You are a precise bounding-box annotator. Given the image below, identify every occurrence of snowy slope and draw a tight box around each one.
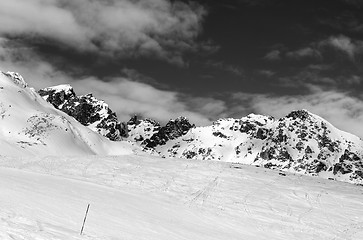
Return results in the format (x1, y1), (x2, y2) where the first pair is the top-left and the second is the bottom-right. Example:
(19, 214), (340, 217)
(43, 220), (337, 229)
(0, 71), (136, 156)
(1, 154), (363, 239)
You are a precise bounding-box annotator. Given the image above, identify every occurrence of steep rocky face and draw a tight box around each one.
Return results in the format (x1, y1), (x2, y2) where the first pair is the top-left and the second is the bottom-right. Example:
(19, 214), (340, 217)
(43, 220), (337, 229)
(38, 85), (128, 141)
(131, 110), (363, 184)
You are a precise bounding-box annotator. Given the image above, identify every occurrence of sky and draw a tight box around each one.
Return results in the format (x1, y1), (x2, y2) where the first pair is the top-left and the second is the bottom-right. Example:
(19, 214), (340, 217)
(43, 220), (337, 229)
(0, 0), (363, 137)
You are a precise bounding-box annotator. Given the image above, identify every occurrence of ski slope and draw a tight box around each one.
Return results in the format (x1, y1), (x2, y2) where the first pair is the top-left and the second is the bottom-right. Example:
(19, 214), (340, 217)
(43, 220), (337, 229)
(1, 154), (363, 240)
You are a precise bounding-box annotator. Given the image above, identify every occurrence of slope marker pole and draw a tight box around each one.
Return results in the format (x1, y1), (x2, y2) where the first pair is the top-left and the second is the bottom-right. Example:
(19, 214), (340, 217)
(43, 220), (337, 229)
(80, 203), (90, 235)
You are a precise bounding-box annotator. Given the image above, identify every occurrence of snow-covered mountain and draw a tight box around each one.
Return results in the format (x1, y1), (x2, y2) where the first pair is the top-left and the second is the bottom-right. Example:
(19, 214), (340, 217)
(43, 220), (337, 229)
(0, 71), (135, 156)
(130, 111), (363, 184)
(2, 70), (363, 184)
(38, 85), (128, 141)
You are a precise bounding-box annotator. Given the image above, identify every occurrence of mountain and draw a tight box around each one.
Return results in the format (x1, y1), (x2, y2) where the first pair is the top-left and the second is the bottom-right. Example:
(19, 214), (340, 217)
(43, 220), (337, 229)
(130, 111), (363, 184)
(0, 71), (135, 156)
(2, 70), (363, 184)
(38, 85), (128, 141)
(127, 115), (194, 147)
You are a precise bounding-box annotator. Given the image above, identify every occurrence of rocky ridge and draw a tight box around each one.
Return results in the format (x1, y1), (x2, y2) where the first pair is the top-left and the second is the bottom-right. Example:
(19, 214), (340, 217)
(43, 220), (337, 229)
(31, 81), (363, 184)
(129, 110), (363, 184)
(38, 85), (128, 141)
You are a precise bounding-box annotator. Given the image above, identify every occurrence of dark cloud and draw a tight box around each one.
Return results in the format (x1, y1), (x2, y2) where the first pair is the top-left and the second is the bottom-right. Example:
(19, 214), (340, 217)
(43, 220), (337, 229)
(339, 0), (363, 7)
(205, 60), (244, 76)
(318, 10), (363, 33)
(276, 66), (362, 92)
(286, 47), (321, 60)
(257, 70), (276, 77)
(263, 50), (281, 61)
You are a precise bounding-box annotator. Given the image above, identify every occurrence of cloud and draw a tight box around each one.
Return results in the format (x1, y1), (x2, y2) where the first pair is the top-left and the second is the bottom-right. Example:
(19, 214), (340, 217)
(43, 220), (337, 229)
(205, 61), (244, 76)
(71, 77), (219, 125)
(286, 47), (321, 59)
(257, 70), (276, 77)
(236, 0), (277, 7)
(321, 35), (363, 60)
(267, 35), (363, 63)
(2, 31), (363, 139)
(232, 88), (363, 138)
(3, 39), (363, 138)
(0, 39), (220, 126)
(0, 0), (208, 64)
(275, 66), (363, 91)
(263, 50), (281, 61)
(339, 0), (363, 7)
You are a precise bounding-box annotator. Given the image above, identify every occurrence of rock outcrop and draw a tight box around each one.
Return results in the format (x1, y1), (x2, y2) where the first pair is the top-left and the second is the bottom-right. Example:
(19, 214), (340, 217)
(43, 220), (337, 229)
(38, 85), (128, 141)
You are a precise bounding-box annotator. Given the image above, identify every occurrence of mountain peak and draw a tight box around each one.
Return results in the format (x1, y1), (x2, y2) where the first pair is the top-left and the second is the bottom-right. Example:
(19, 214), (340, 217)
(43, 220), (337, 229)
(0, 72), (135, 156)
(1, 71), (28, 88)
(285, 109), (313, 121)
(41, 84), (75, 95)
(38, 85), (128, 141)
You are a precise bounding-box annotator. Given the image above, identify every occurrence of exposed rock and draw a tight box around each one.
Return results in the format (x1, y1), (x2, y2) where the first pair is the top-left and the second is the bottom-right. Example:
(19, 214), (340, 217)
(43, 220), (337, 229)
(130, 110), (363, 184)
(286, 109), (310, 121)
(127, 116), (160, 142)
(38, 85), (128, 141)
(143, 116), (194, 148)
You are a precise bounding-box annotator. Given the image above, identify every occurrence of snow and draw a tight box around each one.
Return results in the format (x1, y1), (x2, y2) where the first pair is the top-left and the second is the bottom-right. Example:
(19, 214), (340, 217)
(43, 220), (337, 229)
(42, 84), (74, 94)
(127, 118), (160, 142)
(1, 71), (363, 239)
(1, 154), (363, 239)
(0, 71), (137, 156)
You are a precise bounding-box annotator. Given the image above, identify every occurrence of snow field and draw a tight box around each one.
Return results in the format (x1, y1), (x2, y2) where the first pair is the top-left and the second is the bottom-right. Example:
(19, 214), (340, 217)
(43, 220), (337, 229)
(1, 155), (363, 239)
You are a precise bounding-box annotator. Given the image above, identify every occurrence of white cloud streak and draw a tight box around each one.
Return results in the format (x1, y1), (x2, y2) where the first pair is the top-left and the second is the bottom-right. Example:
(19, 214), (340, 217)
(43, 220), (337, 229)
(263, 49), (281, 60)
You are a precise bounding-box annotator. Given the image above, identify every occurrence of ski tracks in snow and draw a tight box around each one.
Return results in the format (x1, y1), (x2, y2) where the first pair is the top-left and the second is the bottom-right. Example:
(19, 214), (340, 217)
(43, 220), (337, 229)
(189, 176), (220, 206)
(187, 163), (224, 208)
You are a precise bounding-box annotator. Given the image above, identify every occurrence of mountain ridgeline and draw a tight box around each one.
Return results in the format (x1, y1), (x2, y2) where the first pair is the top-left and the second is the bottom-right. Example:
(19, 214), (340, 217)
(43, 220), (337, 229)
(37, 83), (363, 184)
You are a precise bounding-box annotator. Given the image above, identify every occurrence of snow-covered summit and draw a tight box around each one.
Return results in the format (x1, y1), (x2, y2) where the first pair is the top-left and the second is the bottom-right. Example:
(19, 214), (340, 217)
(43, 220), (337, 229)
(2, 71), (28, 88)
(129, 109), (363, 184)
